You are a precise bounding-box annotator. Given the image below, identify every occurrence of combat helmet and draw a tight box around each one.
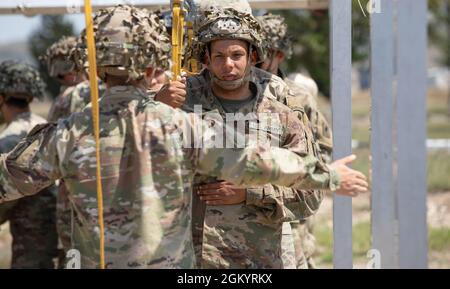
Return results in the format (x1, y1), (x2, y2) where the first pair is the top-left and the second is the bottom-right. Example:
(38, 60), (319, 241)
(256, 13), (293, 59)
(193, 5), (264, 62)
(76, 5), (171, 81)
(0, 60), (46, 103)
(41, 36), (79, 78)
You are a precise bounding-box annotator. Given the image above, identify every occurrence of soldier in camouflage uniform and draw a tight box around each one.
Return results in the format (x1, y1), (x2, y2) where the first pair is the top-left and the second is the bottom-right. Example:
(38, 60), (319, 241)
(0, 60), (58, 268)
(0, 5), (367, 269)
(257, 14), (333, 159)
(42, 36), (107, 267)
(157, 6), (367, 268)
(41, 36), (88, 122)
(257, 13), (334, 268)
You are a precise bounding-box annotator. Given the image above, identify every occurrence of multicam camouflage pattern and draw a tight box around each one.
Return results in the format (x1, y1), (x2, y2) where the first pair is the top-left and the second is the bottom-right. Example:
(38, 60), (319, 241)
(285, 73), (333, 158)
(182, 67), (335, 268)
(291, 73), (320, 101)
(255, 11), (333, 154)
(75, 5), (171, 81)
(0, 85), (339, 268)
(193, 7), (265, 62)
(0, 112), (58, 268)
(196, 0), (253, 14)
(277, 75), (332, 268)
(47, 80), (105, 122)
(256, 15), (333, 266)
(251, 66), (331, 268)
(257, 13), (293, 59)
(41, 36), (79, 78)
(0, 60), (46, 102)
(46, 79), (105, 266)
(291, 218), (318, 268)
(254, 11), (333, 157)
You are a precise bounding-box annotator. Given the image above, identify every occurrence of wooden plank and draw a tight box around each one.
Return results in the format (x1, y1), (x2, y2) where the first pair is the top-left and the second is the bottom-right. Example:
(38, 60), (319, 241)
(0, 0), (329, 15)
(370, 0), (398, 269)
(396, 0), (428, 269)
(250, 0), (328, 9)
(330, 0), (353, 269)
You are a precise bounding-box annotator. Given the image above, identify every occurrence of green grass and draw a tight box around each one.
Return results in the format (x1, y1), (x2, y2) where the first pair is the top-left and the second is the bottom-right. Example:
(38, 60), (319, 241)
(316, 222), (450, 267)
(428, 152), (450, 191)
(352, 148), (370, 178)
(428, 122), (450, 139)
(352, 127), (371, 142)
(352, 222), (371, 259)
(350, 148), (450, 192)
(352, 106), (371, 119)
(314, 223), (333, 264)
(429, 227), (450, 251)
(314, 221), (371, 265)
(428, 105), (450, 116)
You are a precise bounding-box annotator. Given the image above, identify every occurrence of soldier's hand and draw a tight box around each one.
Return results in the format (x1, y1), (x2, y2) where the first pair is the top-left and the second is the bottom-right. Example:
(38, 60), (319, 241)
(154, 76), (186, 108)
(330, 155), (369, 197)
(197, 181), (246, 205)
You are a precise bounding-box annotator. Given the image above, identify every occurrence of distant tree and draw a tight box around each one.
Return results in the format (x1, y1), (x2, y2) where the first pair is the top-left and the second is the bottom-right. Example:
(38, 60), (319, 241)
(28, 15), (75, 99)
(429, 0), (450, 113)
(429, 0), (450, 68)
(274, 1), (371, 97)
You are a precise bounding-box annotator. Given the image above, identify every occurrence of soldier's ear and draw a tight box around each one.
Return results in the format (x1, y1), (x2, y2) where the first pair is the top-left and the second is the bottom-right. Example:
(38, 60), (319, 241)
(276, 51), (286, 62)
(250, 50), (258, 65)
(145, 67), (155, 78)
(204, 49), (211, 66)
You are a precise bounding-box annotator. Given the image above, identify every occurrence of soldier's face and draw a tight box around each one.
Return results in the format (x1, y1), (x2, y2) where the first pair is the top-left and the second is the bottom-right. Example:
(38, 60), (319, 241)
(260, 50), (285, 74)
(207, 40), (251, 81)
(146, 67), (167, 91)
(57, 72), (85, 87)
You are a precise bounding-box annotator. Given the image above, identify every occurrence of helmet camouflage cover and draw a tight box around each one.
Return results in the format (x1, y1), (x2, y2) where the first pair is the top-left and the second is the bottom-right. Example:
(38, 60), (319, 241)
(41, 36), (79, 77)
(257, 13), (293, 59)
(0, 60), (46, 102)
(193, 7), (265, 62)
(76, 5), (171, 81)
(196, 0), (252, 15)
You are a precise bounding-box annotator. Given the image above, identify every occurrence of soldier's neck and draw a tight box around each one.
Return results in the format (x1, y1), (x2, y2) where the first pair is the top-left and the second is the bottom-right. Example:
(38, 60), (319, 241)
(106, 78), (147, 91)
(269, 65), (279, 75)
(211, 82), (252, 101)
(4, 106), (30, 124)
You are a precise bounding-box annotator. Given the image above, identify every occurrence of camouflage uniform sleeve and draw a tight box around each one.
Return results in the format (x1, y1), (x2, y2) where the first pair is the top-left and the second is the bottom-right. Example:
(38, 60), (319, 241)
(181, 111), (340, 191)
(245, 110), (328, 221)
(195, 145), (340, 191)
(309, 109), (333, 163)
(278, 110), (327, 220)
(0, 123), (61, 203)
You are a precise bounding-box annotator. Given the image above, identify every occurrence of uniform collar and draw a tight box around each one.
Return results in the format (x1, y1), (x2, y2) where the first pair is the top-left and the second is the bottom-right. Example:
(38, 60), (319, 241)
(204, 67), (265, 115)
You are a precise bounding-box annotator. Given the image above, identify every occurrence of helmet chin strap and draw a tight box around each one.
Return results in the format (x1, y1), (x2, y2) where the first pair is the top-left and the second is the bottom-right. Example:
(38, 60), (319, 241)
(207, 45), (253, 91)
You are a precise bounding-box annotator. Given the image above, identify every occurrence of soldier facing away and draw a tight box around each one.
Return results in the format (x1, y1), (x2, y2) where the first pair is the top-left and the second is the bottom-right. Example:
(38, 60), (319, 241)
(0, 60), (58, 268)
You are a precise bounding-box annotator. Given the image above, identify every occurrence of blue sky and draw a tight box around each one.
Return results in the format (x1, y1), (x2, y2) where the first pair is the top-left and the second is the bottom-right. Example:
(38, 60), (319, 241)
(0, 0), (169, 44)
(0, 14), (85, 44)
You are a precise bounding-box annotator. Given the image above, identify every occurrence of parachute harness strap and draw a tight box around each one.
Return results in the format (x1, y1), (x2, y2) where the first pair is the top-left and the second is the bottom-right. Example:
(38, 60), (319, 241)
(84, 0), (106, 269)
(171, 0), (185, 80)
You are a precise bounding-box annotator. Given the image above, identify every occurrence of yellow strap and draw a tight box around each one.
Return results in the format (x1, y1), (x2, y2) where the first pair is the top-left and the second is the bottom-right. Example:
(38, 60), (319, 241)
(183, 21), (199, 75)
(83, 0), (105, 269)
(171, 0), (184, 80)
